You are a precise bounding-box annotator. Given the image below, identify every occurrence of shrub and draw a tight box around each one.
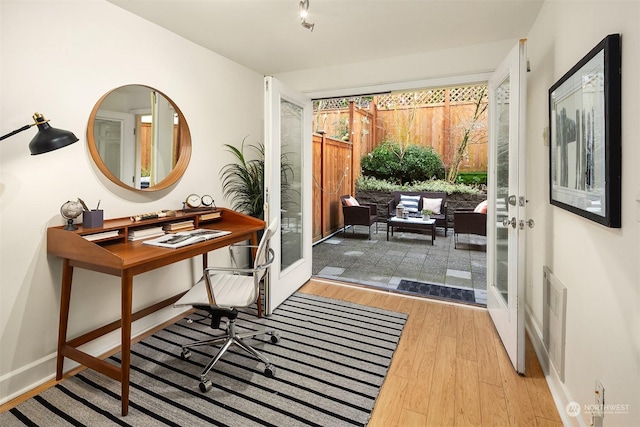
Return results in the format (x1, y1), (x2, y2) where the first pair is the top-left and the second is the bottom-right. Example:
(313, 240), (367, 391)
(361, 142), (445, 184)
(456, 172), (488, 186)
(400, 144), (445, 182)
(356, 176), (482, 195)
(360, 141), (401, 181)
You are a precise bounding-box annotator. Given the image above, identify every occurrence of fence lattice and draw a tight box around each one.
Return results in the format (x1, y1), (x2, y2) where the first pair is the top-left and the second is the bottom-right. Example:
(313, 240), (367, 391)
(375, 85), (487, 110)
(313, 97), (372, 111)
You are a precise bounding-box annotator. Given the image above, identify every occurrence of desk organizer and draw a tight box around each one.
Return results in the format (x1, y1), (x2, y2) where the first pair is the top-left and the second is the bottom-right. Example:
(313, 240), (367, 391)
(82, 210), (104, 228)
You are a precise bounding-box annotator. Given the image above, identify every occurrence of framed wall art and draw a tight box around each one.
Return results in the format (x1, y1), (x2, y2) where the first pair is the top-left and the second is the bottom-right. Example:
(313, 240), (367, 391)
(549, 33), (621, 228)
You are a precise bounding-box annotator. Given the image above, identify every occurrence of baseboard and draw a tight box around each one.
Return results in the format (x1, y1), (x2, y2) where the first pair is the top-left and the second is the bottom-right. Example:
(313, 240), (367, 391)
(0, 305), (188, 406)
(525, 304), (587, 427)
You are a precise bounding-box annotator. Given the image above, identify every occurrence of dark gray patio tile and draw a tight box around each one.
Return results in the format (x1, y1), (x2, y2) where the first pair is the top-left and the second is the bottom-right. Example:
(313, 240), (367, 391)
(405, 252), (428, 261)
(385, 249), (409, 257)
(445, 275), (473, 288)
(447, 258), (472, 271)
(418, 272), (447, 285)
(424, 254), (448, 266)
(398, 262), (423, 273)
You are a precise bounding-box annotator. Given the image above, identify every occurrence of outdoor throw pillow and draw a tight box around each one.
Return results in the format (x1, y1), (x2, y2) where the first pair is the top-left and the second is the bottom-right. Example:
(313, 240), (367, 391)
(344, 196), (359, 206)
(400, 194), (421, 212)
(474, 200), (488, 214)
(422, 197), (442, 215)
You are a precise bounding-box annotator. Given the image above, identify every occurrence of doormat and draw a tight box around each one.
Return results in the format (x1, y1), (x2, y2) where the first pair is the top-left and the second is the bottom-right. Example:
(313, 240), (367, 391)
(397, 279), (476, 304)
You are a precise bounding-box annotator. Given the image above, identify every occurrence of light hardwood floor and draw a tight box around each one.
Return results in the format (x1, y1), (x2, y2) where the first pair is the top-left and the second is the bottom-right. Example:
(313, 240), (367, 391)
(2, 279), (564, 426)
(300, 279), (564, 427)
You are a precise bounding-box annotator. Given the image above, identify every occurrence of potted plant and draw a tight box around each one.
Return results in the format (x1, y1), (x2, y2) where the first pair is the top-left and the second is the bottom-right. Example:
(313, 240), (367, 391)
(220, 137), (266, 219)
(220, 136), (296, 220)
(422, 208), (432, 220)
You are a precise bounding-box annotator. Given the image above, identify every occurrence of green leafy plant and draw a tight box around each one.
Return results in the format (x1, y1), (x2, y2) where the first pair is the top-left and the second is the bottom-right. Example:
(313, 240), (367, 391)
(220, 137), (265, 218)
(220, 136), (296, 219)
(360, 142), (445, 184)
(356, 175), (482, 195)
(455, 172), (488, 186)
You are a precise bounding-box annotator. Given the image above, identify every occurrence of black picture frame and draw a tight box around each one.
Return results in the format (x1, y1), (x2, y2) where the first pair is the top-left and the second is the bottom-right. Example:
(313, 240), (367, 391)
(548, 34), (621, 228)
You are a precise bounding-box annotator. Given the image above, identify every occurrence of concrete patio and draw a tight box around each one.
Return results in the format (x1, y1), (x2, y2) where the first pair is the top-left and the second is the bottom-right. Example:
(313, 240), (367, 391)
(312, 223), (488, 305)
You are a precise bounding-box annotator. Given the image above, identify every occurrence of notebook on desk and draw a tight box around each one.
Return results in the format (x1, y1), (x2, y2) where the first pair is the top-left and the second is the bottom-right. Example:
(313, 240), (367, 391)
(142, 229), (231, 249)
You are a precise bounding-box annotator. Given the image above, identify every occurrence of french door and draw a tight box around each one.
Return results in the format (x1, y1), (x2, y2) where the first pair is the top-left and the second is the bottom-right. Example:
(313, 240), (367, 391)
(487, 39), (528, 374)
(263, 76), (313, 314)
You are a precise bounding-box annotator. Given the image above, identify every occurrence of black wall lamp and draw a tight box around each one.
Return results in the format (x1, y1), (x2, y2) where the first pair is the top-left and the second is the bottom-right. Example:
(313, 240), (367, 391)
(0, 112), (78, 155)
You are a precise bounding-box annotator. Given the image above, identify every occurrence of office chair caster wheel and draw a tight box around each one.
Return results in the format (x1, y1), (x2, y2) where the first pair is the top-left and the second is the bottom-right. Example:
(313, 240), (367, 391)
(180, 349), (191, 360)
(270, 333), (280, 344)
(264, 365), (276, 378)
(199, 379), (213, 393)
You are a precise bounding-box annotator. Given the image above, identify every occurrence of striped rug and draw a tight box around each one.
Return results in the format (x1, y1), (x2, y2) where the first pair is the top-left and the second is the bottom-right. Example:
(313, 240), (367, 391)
(2, 293), (407, 426)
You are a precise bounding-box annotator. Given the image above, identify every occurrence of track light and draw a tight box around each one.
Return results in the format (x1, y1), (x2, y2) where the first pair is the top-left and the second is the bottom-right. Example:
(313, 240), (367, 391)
(299, 0), (314, 31)
(299, 0), (309, 18)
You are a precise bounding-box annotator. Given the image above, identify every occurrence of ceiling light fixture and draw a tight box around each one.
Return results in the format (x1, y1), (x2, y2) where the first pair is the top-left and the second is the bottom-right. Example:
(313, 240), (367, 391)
(299, 0), (315, 31)
(299, 0), (309, 18)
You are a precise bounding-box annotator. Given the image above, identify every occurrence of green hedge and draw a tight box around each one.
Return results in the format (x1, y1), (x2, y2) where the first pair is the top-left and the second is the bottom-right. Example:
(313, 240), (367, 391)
(356, 176), (482, 195)
(455, 172), (487, 186)
(360, 142), (445, 184)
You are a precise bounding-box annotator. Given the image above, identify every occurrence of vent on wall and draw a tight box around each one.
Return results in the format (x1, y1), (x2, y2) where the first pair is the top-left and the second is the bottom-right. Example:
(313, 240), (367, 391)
(543, 267), (567, 381)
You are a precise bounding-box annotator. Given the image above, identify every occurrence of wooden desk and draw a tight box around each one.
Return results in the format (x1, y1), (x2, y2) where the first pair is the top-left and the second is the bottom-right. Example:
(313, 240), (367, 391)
(47, 208), (265, 416)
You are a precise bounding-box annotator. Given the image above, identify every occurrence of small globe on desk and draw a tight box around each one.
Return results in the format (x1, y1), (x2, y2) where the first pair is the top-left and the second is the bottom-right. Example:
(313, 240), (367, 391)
(60, 200), (83, 230)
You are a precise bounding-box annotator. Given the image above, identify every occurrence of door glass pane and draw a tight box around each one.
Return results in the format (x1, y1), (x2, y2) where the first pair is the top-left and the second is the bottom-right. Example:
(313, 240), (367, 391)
(280, 99), (303, 270)
(494, 77), (510, 304)
(94, 118), (122, 178)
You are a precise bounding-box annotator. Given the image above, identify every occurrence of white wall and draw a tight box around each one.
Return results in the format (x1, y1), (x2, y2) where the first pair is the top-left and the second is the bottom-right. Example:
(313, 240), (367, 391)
(524, 1), (639, 426)
(0, 0), (264, 402)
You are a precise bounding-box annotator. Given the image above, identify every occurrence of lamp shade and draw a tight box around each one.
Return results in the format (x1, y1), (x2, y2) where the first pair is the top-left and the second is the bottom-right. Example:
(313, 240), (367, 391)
(28, 113), (78, 155)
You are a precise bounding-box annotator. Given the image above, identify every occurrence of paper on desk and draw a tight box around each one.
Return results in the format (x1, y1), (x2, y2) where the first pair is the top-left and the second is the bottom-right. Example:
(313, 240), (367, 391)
(142, 229), (230, 249)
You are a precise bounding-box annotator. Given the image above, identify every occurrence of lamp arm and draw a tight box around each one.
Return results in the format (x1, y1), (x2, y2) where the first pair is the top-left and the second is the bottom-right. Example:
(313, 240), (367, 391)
(0, 124), (34, 141)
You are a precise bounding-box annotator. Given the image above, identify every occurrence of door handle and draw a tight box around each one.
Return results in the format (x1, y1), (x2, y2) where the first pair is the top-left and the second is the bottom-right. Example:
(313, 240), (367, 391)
(508, 195), (517, 206)
(502, 217), (517, 228)
(518, 219), (535, 230)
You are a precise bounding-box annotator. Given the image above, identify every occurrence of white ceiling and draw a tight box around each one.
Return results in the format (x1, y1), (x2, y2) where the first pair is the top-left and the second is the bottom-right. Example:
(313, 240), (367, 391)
(107, 0), (544, 75)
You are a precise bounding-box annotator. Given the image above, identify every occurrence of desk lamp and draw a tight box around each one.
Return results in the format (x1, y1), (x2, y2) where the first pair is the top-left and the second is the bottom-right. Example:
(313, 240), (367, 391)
(0, 113), (78, 155)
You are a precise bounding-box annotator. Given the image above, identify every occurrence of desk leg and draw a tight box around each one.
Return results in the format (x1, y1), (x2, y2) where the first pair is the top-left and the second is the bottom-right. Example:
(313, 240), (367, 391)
(56, 259), (73, 380)
(120, 272), (133, 416)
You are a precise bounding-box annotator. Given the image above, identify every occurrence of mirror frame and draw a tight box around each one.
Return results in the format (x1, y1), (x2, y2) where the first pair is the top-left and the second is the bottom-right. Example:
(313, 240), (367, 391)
(87, 85), (192, 192)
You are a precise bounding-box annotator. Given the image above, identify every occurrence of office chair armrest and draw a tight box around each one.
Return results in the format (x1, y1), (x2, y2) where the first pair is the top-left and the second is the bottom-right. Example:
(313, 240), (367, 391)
(228, 243), (261, 267)
(204, 266), (255, 275)
(229, 243), (259, 250)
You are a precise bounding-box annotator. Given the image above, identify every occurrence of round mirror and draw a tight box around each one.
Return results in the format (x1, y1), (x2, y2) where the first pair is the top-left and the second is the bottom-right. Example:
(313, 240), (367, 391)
(87, 85), (191, 191)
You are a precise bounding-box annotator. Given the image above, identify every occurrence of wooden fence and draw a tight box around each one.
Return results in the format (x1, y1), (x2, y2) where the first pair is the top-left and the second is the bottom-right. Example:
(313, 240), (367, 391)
(313, 133), (355, 242)
(313, 90), (488, 173)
